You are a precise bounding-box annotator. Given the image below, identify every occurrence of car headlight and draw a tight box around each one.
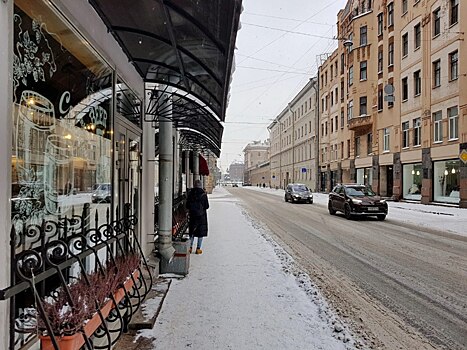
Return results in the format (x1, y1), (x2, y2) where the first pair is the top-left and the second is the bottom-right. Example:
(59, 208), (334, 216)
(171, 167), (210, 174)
(352, 198), (362, 204)
(379, 199), (386, 204)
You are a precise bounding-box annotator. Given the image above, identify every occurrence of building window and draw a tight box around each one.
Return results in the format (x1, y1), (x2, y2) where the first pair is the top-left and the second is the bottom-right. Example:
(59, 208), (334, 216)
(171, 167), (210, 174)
(402, 77), (408, 101)
(448, 106), (458, 140)
(360, 26), (368, 46)
(402, 33), (408, 57)
(433, 111), (443, 142)
(348, 65), (354, 86)
(433, 160), (460, 204)
(414, 23), (421, 49)
(347, 100), (353, 121)
(388, 3), (394, 27)
(378, 48), (383, 73)
(413, 117), (421, 146)
(388, 42), (394, 66)
(341, 141), (344, 159)
(383, 128), (390, 151)
(450, 50), (458, 81)
(450, 0), (459, 26)
(433, 60), (441, 88)
(340, 111), (344, 129)
(359, 96), (367, 116)
(340, 81), (344, 101)
(378, 87), (383, 111)
(360, 61), (367, 80)
(377, 13), (383, 36)
(367, 133), (372, 155)
(355, 137), (361, 157)
(335, 87), (338, 104)
(433, 8), (441, 36)
(402, 121), (409, 148)
(330, 91), (334, 107)
(347, 139), (351, 158)
(402, 0), (408, 14)
(335, 115), (338, 131)
(403, 163), (422, 200)
(340, 53), (345, 74)
(414, 70), (421, 96)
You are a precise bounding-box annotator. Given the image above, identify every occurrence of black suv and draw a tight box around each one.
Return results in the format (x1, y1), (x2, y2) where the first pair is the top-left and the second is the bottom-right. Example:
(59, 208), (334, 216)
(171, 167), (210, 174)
(328, 184), (388, 220)
(285, 183), (313, 204)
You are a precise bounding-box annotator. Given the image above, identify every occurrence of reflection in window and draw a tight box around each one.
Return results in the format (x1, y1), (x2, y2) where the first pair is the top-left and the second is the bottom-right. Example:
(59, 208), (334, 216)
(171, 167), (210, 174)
(434, 160), (460, 204)
(12, 3), (113, 228)
(403, 163), (422, 200)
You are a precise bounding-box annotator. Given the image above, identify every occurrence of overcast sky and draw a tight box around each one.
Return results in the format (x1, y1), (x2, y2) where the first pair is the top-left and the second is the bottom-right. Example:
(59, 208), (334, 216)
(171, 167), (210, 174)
(220, 0), (348, 171)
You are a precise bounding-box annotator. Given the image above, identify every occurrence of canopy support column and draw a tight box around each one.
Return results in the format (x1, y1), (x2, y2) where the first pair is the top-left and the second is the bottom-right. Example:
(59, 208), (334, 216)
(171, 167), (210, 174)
(157, 90), (175, 262)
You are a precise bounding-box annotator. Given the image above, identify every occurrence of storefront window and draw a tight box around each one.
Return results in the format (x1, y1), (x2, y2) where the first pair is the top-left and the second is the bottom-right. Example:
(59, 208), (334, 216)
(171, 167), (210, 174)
(434, 160), (460, 204)
(356, 167), (372, 186)
(12, 1), (113, 228)
(403, 163), (422, 200)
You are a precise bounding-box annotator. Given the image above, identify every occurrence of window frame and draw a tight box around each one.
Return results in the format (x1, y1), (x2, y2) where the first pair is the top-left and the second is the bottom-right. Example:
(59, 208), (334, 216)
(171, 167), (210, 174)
(413, 117), (421, 146)
(448, 106), (458, 140)
(414, 23), (421, 50)
(433, 111), (443, 143)
(449, 50), (458, 81)
(450, 0), (459, 26)
(402, 121), (410, 148)
(433, 60), (441, 88)
(360, 60), (367, 81)
(402, 77), (409, 101)
(414, 70), (422, 96)
(433, 8), (441, 37)
(360, 26), (368, 46)
(383, 128), (390, 152)
(402, 33), (409, 57)
(359, 96), (367, 116)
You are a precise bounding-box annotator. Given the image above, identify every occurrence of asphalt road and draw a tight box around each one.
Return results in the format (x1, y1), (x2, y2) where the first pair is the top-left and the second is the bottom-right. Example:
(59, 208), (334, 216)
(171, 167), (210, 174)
(227, 188), (467, 350)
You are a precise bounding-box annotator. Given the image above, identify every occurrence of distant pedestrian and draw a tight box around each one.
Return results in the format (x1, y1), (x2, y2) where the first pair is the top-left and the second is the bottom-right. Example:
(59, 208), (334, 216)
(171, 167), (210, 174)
(186, 179), (209, 254)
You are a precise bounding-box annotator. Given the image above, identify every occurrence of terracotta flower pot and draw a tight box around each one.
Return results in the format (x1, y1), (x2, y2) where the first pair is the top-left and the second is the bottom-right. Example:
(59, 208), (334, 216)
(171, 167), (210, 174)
(39, 333), (83, 350)
(40, 269), (140, 350)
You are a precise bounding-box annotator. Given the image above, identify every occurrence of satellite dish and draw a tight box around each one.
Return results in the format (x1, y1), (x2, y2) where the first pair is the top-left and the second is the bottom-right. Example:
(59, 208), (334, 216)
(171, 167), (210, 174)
(384, 84), (395, 94)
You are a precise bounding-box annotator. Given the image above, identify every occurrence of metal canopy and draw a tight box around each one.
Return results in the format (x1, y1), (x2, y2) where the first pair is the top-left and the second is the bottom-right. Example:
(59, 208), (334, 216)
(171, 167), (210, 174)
(89, 0), (242, 122)
(146, 87), (223, 156)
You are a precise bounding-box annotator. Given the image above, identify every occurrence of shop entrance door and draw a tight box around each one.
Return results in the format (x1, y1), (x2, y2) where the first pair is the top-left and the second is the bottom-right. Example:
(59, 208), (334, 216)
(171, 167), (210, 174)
(386, 166), (394, 197)
(115, 117), (142, 239)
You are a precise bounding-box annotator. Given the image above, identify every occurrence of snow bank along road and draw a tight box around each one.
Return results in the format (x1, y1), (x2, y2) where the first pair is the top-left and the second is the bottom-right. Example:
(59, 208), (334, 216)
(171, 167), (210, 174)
(228, 188), (467, 350)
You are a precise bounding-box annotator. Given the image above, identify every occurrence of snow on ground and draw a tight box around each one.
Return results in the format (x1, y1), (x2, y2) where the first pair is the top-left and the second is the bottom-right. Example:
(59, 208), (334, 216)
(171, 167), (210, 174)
(243, 186), (467, 237)
(138, 186), (355, 350)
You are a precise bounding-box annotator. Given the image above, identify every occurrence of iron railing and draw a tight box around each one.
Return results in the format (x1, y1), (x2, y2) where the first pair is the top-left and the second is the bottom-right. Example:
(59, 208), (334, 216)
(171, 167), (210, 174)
(0, 203), (153, 350)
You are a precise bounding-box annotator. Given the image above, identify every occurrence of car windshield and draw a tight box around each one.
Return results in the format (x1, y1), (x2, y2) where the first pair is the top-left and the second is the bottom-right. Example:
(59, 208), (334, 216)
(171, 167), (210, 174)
(292, 185), (308, 192)
(345, 186), (375, 197)
(95, 184), (111, 192)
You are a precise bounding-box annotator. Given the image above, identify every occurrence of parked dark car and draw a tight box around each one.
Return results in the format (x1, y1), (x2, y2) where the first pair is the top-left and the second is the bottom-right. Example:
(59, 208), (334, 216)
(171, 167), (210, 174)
(328, 184), (388, 220)
(284, 183), (313, 203)
(92, 183), (112, 203)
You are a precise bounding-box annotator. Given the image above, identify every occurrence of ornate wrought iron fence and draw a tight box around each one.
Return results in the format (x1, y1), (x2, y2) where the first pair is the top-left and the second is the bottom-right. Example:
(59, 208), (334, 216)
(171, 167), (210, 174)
(0, 203), (153, 350)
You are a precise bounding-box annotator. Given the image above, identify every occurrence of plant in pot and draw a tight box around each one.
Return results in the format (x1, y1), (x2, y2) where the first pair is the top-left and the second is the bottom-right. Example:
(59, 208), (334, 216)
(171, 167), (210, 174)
(38, 254), (141, 350)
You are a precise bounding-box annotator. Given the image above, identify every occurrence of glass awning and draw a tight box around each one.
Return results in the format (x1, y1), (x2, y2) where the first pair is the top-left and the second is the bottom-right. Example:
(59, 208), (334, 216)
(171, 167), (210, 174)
(89, 0), (242, 122)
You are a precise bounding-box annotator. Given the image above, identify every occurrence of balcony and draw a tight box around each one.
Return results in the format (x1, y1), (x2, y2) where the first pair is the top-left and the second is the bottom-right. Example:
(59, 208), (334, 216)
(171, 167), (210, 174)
(348, 114), (373, 132)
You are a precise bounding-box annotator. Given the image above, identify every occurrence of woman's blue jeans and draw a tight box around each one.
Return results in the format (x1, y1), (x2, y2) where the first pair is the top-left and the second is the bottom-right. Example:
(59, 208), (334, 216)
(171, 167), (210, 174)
(190, 236), (203, 249)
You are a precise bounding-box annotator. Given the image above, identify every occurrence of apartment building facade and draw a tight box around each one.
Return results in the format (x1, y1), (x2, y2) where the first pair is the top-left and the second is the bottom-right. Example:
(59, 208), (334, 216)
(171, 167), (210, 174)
(318, 0), (466, 207)
(268, 78), (319, 190)
(243, 140), (270, 186)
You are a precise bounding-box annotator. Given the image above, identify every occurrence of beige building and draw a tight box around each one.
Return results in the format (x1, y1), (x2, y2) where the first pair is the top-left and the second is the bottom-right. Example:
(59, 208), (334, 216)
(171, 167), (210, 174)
(318, 0), (466, 207)
(243, 140), (270, 186)
(268, 78), (319, 190)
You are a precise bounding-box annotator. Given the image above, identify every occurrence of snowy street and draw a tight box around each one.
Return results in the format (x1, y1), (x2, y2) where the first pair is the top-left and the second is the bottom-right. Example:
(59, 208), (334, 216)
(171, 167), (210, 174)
(132, 186), (466, 350)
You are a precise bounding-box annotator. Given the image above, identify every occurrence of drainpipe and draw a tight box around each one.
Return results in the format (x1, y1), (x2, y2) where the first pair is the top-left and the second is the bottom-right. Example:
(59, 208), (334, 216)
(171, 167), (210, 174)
(185, 150), (191, 190)
(193, 150), (199, 181)
(312, 78), (320, 192)
(158, 89), (175, 262)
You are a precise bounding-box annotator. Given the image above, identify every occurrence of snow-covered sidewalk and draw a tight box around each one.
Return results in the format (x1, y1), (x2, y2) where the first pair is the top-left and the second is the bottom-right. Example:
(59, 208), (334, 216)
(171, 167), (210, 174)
(243, 186), (467, 237)
(138, 187), (354, 349)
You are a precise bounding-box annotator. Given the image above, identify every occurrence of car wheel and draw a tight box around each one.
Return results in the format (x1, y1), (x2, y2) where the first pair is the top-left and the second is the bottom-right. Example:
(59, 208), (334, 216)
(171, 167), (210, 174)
(309, 200), (313, 204)
(284, 196), (288, 202)
(328, 202), (336, 215)
(377, 214), (386, 221)
(344, 204), (352, 220)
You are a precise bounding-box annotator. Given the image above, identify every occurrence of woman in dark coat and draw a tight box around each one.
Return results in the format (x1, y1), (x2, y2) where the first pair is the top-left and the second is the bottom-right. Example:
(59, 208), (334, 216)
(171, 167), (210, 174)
(186, 179), (209, 254)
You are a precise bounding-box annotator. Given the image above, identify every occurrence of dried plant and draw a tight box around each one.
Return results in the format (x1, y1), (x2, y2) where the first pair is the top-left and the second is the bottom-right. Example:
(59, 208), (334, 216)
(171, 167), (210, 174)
(38, 254), (141, 337)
